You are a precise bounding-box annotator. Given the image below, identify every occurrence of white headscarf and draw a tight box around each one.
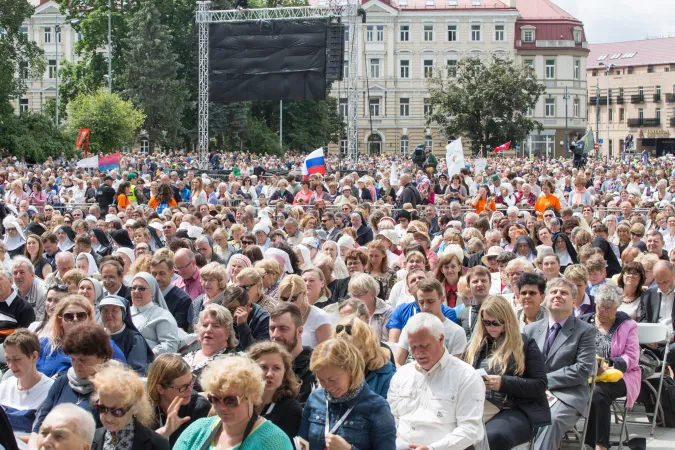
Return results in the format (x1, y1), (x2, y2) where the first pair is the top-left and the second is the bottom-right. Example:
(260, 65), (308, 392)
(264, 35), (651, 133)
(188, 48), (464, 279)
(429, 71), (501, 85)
(132, 272), (169, 311)
(2, 216), (25, 252)
(296, 245), (312, 271)
(76, 253), (100, 276)
(265, 248), (294, 275)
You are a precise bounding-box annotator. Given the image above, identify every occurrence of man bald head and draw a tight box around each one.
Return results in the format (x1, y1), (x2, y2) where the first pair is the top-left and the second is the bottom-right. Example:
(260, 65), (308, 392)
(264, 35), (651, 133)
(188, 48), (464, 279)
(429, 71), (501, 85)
(653, 260), (675, 295)
(399, 173), (411, 186)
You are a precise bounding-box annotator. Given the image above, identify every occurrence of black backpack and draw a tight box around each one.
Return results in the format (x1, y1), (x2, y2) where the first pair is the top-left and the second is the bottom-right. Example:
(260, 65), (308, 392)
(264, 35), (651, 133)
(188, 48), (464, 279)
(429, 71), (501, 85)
(636, 374), (675, 427)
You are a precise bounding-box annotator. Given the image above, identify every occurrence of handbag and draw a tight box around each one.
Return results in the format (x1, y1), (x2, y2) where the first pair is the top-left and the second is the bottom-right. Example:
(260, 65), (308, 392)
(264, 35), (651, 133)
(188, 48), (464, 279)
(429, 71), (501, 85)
(639, 348), (660, 380)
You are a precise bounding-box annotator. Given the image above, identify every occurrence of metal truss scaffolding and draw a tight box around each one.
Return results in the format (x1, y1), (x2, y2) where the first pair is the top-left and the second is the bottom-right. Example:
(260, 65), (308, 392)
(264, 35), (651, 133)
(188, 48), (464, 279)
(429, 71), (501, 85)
(196, 1), (359, 169)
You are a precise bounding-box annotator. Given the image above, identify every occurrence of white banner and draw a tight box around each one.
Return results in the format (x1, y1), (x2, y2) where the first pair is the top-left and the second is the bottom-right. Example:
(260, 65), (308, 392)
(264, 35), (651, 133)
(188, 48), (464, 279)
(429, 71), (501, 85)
(474, 158), (487, 175)
(446, 138), (464, 177)
(390, 163), (399, 186)
(76, 155), (98, 168)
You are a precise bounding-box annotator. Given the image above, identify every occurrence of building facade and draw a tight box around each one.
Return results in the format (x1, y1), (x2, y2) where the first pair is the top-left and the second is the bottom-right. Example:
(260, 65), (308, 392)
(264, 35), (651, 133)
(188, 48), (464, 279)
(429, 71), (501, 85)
(325, 0), (588, 158)
(587, 37), (675, 158)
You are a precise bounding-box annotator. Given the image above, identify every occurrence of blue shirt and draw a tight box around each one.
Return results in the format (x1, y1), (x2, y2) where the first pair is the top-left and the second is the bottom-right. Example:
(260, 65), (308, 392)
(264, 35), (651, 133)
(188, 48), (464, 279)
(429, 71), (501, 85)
(36, 337), (127, 378)
(386, 301), (457, 330)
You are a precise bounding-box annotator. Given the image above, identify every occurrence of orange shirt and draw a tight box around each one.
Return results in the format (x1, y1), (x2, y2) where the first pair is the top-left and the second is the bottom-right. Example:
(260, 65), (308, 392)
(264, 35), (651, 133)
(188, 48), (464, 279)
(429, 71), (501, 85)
(534, 194), (561, 218)
(148, 197), (178, 210)
(475, 198), (496, 214)
(117, 193), (131, 209)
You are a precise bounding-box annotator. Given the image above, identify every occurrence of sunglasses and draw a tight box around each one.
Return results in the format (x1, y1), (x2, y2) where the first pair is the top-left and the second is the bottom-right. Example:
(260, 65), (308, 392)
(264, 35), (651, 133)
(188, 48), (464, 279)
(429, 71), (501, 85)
(280, 293), (300, 303)
(94, 403), (132, 418)
(207, 394), (241, 407)
(167, 376), (196, 393)
(336, 324), (352, 335)
(482, 319), (503, 327)
(239, 283), (254, 291)
(61, 312), (89, 322)
(130, 286), (148, 292)
(241, 240), (254, 245)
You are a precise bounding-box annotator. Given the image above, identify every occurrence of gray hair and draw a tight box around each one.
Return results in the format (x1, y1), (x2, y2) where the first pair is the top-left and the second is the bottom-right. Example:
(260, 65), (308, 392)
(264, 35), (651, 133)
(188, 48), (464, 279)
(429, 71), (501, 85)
(11, 255), (35, 274)
(338, 298), (369, 318)
(46, 403), (96, 444)
(464, 212), (479, 222)
(347, 273), (380, 297)
(195, 236), (211, 247)
(506, 205), (519, 216)
(56, 251), (75, 265)
(546, 277), (578, 299)
(405, 312), (444, 340)
(0, 267), (12, 280)
(594, 283), (622, 309)
(198, 304), (239, 349)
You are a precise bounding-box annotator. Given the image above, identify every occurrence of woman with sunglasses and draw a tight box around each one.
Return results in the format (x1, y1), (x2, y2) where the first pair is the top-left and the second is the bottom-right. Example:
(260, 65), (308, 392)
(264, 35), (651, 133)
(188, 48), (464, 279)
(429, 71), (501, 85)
(28, 323), (113, 448)
(278, 275), (331, 349)
(248, 341), (302, 440)
(36, 295), (127, 377)
(464, 296), (549, 449)
(90, 363), (169, 450)
(146, 354), (211, 448)
(174, 355), (293, 450)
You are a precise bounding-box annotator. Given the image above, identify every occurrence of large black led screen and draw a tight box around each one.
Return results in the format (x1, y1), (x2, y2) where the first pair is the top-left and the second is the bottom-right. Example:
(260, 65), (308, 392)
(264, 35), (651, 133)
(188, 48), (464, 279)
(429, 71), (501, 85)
(210, 19), (328, 102)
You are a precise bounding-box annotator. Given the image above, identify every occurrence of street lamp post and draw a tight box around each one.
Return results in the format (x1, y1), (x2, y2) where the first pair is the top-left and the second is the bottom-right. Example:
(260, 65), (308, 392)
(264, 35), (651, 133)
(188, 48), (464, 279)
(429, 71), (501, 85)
(108, 0), (112, 93)
(563, 86), (570, 157)
(600, 62), (616, 164)
(55, 23), (60, 127)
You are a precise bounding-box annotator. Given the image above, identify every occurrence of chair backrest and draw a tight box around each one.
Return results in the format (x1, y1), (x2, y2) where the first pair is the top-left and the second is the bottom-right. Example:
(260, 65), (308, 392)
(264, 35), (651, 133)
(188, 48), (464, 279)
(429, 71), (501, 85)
(637, 322), (670, 345)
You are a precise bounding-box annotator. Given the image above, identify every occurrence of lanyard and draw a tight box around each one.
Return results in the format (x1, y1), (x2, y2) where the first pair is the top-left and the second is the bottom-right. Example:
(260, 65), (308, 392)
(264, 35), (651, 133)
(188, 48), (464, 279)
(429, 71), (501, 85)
(325, 401), (354, 437)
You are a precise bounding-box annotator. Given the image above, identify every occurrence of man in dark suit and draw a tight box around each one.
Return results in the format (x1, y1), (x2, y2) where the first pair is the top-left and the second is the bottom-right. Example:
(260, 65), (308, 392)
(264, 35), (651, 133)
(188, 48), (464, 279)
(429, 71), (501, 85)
(640, 260), (675, 367)
(356, 178), (373, 202)
(151, 254), (192, 332)
(524, 277), (596, 450)
(100, 260), (131, 301)
(322, 212), (343, 243)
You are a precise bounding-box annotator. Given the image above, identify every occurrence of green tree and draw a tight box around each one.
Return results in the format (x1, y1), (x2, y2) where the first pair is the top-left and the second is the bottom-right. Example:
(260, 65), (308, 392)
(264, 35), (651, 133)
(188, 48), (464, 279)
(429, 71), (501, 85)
(118, 0), (186, 153)
(426, 56), (545, 156)
(68, 89), (145, 155)
(0, 0), (46, 115)
(0, 112), (74, 162)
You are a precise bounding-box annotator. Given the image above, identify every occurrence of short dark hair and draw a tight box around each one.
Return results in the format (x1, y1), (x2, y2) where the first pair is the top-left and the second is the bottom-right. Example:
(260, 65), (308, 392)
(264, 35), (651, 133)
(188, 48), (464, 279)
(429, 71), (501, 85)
(270, 302), (302, 328)
(99, 260), (123, 277)
(221, 286), (250, 308)
(74, 235), (91, 247)
(62, 323), (113, 361)
(516, 272), (547, 294)
(4, 328), (40, 356)
(416, 278), (444, 297)
(322, 212), (335, 221)
(41, 231), (58, 244)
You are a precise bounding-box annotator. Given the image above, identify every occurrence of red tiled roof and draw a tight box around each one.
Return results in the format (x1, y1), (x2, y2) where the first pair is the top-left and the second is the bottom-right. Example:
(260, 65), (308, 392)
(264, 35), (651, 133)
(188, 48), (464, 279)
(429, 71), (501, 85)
(587, 37), (675, 69)
(514, 0), (575, 20)
(310, 0), (515, 11)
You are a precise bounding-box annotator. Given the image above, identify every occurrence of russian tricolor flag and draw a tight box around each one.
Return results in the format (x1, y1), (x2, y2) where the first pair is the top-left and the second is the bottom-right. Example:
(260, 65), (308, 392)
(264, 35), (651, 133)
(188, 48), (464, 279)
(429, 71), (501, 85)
(99, 152), (121, 171)
(302, 148), (326, 176)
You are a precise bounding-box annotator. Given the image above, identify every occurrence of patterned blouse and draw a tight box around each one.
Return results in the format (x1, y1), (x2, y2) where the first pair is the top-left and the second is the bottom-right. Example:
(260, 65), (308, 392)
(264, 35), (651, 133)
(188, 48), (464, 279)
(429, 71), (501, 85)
(103, 418), (135, 450)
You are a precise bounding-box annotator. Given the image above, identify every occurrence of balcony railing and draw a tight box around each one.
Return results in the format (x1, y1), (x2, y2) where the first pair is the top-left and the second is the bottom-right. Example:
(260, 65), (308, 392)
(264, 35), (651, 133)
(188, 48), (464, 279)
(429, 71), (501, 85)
(666, 93), (675, 103)
(631, 94), (645, 104)
(671, 117), (675, 127)
(589, 96), (610, 105)
(616, 96), (624, 105)
(628, 118), (661, 127)
(654, 94), (662, 102)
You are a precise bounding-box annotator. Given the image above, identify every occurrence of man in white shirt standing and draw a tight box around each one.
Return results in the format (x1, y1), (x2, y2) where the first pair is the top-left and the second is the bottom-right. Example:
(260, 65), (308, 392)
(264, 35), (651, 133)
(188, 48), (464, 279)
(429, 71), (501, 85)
(388, 313), (485, 450)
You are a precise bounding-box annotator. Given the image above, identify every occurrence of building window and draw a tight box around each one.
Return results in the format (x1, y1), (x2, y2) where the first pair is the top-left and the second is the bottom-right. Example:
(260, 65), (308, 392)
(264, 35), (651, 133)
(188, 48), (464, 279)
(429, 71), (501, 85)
(545, 59), (555, 79)
(400, 136), (410, 155)
(339, 98), (348, 118)
(574, 59), (580, 80)
(20, 27), (28, 35)
(424, 99), (432, 116)
(648, 65), (654, 73)
(638, 108), (644, 121)
(376, 25), (384, 41)
(369, 98), (380, 117)
(400, 98), (410, 116)
(399, 60), (410, 78)
(471, 24), (481, 42)
(140, 139), (149, 154)
(525, 105), (533, 117)
(656, 85), (662, 99)
(609, 139), (613, 153)
(48, 60), (57, 79)
(344, 26), (349, 42)
(524, 59), (534, 69)
(369, 59), (380, 78)
(19, 98), (28, 114)
(44, 27), (52, 43)
(400, 25), (409, 42)
(573, 98), (580, 117)
(523, 30), (534, 42)
(494, 24), (505, 42)
(56, 27), (61, 43)
(424, 25), (434, 42)
(638, 86), (644, 96)
(340, 140), (347, 155)
(423, 59), (434, 78)
(424, 135), (433, 151)
(627, 67), (634, 75)
(446, 59), (457, 77)
(656, 108), (661, 123)
(343, 60), (349, 78)
(368, 134), (382, 155)
(366, 25), (384, 42)
(573, 30), (581, 43)
(608, 108), (613, 122)
(447, 24), (457, 42)
(545, 98), (555, 117)
(619, 108), (625, 121)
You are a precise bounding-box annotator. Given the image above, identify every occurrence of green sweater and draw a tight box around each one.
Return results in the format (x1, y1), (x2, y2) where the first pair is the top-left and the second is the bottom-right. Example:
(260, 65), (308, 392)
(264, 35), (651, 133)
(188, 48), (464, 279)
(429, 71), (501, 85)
(173, 416), (293, 450)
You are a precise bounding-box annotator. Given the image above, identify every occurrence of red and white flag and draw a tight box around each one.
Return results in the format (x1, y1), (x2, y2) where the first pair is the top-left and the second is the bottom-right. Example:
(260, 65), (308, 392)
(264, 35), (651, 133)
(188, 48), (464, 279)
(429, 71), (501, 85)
(494, 141), (511, 153)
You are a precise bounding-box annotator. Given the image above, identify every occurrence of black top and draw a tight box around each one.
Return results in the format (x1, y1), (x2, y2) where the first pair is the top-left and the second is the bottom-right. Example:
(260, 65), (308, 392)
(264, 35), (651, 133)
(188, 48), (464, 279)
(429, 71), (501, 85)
(294, 346), (315, 406)
(0, 294), (35, 340)
(163, 285), (192, 332)
(261, 396), (302, 440)
(96, 184), (116, 210)
(34, 257), (51, 278)
(91, 421), (169, 450)
(153, 391), (211, 448)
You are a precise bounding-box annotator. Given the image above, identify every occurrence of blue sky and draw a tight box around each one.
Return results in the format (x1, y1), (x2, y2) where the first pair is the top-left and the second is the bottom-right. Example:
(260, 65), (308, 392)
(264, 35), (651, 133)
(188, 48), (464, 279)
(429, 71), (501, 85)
(552, 0), (673, 43)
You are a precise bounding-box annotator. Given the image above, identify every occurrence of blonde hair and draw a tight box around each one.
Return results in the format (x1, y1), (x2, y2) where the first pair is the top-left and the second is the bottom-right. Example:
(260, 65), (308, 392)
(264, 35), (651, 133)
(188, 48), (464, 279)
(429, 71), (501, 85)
(198, 304), (239, 350)
(91, 362), (154, 426)
(62, 268), (87, 288)
(236, 267), (262, 286)
(130, 254), (152, 276)
(347, 272), (380, 297)
(255, 258), (282, 281)
(464, 296), (525, 376)
(302, 267), (331, 299)
(47, 294), (95, 352)
(310, 339), (365, 392)
(278, 274), (307, 299)
(563, 264), (589, 283)
(334, 317), (389, 373)
(200, 355), (264, 405)
(200, 261), (228, 290)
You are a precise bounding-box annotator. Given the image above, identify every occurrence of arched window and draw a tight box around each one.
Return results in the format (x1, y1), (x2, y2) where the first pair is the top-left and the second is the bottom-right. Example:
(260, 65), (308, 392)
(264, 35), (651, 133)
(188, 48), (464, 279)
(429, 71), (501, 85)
(400, 136), (410, 155)
(368, 134), (382, 155)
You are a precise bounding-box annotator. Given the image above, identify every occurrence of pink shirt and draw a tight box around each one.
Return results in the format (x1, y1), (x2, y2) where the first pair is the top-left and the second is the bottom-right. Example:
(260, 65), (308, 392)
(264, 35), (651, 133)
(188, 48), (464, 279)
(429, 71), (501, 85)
(173, 268), (204, 300)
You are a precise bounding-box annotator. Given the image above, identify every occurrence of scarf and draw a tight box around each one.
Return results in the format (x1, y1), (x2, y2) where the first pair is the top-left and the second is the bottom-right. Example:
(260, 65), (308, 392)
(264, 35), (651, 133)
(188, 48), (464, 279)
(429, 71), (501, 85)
(325, 381), (365, 404)
(67, 367), (94, 395)
(557, 250), (573, 267)
(572, 187), (584, 206)
(103, 417), (135, 450)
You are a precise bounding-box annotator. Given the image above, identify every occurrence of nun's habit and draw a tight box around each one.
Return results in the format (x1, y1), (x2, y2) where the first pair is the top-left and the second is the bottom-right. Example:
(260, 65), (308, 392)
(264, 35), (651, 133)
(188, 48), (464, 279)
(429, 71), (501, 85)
(76, 252), (100, 277)
(512, 235), (538, 263)
(552, 232), (578, 272)
(79, 277), (105, 321)
(56, 226), (75, 253)
(129, 272), (179, 355)
(146, 225), (164, 252)
(2, 217), (26, 258)
(110, 229), (134, 249)
(91, 228), (112, 257)
(265, 248), (294, 277)
(296, 244), (313, 271)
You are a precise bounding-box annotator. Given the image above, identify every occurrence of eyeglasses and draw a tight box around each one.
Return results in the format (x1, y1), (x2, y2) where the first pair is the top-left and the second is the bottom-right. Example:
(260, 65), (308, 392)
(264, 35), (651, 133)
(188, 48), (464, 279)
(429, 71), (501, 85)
(94, 403), (132, 418)
(280, 293), (301, 303)
(167, 376), (196, 393)
(239, 284), (254, 291)
(544, 214), (554, 218)
(241, 240), (254, 245)
(130, 286), (148, 292)
(206, 394), (241, 407)
(623, 271), (640, 277)
(336, 324), (352, 335)
(631, 233), (642, 237)
(482, 319), (503, 327)
(61, 312), (89, 322)
(175, 261), (194, 271)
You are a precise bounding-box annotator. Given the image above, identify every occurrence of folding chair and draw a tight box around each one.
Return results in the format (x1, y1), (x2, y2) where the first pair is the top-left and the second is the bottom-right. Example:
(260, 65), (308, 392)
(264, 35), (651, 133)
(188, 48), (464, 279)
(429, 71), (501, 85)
(563, 360), (597, 449)
(614, 322), (671, 447)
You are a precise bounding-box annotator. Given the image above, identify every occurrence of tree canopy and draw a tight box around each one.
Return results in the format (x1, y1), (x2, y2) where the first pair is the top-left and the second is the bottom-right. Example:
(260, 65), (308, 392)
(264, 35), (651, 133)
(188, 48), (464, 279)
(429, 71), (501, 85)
(426, 56), (545, 156)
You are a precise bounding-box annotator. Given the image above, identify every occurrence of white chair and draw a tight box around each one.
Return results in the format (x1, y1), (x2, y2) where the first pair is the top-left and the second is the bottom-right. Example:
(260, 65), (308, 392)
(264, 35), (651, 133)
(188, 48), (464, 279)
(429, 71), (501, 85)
(615, 322), (671, 448)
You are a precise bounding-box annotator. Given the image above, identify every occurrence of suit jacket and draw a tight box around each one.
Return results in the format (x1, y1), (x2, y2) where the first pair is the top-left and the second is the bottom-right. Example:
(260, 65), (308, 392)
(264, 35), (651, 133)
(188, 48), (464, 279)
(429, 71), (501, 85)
(640, 286), (675, 325)
(116, 284), (132, 302)
(91, 422), (169, 450)
(326, 227), (343, 242)
(358, 188), (373, 201)
(523, 315), (596, 416)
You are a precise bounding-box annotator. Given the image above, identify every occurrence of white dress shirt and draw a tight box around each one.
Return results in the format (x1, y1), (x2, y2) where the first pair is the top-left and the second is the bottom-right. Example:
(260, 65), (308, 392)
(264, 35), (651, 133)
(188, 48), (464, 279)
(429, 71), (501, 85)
(658, 289), (674, 334)
(388, 351), (485, 450)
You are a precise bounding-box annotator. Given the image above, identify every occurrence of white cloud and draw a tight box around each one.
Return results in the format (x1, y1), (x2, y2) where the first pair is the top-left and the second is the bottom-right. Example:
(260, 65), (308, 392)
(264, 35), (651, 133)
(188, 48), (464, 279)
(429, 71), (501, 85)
(552, 0), (673, 43)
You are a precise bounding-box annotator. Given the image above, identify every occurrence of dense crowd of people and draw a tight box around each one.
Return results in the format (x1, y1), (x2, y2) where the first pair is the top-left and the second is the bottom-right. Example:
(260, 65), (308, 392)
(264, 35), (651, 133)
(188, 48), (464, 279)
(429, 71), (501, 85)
(0, 149), (673, 450)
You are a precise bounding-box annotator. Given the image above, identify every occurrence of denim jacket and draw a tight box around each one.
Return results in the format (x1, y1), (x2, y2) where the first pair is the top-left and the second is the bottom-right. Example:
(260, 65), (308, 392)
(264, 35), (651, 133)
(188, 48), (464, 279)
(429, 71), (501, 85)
(299, 382), (396, 450)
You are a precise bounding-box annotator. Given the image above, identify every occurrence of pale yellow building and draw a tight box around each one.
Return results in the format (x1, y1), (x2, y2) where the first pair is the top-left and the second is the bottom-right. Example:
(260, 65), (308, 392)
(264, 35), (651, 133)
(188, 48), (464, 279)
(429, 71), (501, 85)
(587, 37), (675, 157)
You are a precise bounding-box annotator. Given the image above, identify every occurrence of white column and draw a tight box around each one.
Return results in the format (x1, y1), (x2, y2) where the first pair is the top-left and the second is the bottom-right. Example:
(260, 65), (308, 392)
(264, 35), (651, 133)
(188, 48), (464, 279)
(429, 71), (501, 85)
(387, 24), (394, 78)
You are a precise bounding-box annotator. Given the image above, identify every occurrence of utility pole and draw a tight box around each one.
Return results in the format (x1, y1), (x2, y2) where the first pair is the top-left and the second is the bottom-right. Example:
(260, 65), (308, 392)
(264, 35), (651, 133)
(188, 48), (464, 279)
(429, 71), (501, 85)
(595, 78), (600, 160)
(108, 0), (112, 93)
(563, 86), (570, 157)
(55, 23), (59, 127)
(599, 62), (616, 164)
